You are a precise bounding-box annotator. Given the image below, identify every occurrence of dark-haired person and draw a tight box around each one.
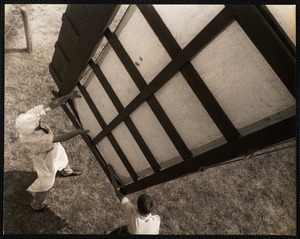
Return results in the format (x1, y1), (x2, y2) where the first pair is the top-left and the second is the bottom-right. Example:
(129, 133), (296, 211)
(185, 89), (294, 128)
(107, 165), (161, 234)
(15, 91), (89, 211)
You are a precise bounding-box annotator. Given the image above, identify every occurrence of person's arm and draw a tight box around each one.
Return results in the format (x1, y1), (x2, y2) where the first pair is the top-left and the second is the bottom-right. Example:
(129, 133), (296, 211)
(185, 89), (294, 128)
(52, 129), (89, 143)
(107, 164), (126, 201)
(43, 91), (81, 113)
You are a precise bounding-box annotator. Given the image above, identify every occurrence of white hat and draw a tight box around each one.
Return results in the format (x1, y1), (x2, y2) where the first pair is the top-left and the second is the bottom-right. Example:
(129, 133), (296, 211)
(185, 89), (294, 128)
(15, 113), (39, 136)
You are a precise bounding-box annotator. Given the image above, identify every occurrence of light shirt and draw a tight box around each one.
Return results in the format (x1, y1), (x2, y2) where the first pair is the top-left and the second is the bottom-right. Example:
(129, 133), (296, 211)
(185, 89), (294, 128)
(18, 105), (69, 192)
(121, 196), (161, 234)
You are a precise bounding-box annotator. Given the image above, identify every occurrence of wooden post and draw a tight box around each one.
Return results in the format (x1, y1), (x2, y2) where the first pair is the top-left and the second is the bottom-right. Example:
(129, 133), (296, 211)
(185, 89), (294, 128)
(20, 8), (32, 53)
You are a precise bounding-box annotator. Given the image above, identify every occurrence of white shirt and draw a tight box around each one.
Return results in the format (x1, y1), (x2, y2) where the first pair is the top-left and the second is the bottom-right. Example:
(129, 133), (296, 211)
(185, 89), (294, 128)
(121, 196), (161, 234)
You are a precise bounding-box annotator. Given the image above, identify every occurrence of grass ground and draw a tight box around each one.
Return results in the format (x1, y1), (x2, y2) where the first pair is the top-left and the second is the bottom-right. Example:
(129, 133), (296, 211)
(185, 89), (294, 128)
(3, 4), (297, 235)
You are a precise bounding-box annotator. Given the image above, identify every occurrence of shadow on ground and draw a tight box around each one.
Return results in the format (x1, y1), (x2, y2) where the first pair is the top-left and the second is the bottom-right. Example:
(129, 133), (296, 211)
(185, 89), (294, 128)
(3, 171), (69, 234)
(5, 48), (29, 53)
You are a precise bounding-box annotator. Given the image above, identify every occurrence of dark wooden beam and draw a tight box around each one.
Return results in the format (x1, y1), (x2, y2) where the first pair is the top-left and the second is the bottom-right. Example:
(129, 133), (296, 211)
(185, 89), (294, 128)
(93, 7), (236, 147)
(138, 5), (240, 142)
(89, 60), (161, 172)
(104, 29), (192, 160)
(50, 5), (120, 94)
(49, 63), (62, 89)
(121, 116), (295, 194)
(227, 5), (295, 97)
(52, 91), (110, 178)
(256, 5), (295, 57)
(76, 82), (139, 181)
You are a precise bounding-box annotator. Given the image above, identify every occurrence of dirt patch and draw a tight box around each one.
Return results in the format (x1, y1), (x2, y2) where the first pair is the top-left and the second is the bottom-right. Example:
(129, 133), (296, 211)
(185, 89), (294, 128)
(4, 4), (296, 235)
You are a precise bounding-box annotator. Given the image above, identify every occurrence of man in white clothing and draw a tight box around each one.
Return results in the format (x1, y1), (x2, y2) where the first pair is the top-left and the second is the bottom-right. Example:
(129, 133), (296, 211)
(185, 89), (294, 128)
(15, 91), (89, 211)
(107, 165), (161, 234)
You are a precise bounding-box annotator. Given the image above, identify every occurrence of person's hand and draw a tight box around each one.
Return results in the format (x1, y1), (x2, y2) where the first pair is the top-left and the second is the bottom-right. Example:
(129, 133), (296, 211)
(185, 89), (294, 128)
(77, 129), (89, 134)
(68, 90), (81, 99)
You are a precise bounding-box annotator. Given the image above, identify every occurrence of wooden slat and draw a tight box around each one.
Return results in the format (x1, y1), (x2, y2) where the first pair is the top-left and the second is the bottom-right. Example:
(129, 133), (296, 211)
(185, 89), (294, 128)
(67, 98), (82, 126)
(227, 5), (295, 97)
(121, 116), (295, 194)
(104, 29), (192, 160)
(51, 49), (68, 82)
(50, 5), (120, 94)
(256, 5), (295, 57)
(138, 5), (240, 142)
(57, 91), (125, 197)
(89, 60), (161, 172)
(52, 91), (110, 178)
(55, 42), (70, 63)
(76, 82), (139, 181)
(93, 7), (236, 148)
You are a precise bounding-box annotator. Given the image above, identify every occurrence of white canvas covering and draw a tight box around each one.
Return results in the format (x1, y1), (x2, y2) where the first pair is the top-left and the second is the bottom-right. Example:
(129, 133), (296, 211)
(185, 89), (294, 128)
(74, 5), (295, 184)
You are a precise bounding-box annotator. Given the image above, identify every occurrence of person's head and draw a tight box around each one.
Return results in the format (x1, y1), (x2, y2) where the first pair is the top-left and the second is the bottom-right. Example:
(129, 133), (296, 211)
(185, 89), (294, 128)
(15, 113), (40, 136)
(137, 194), (154, 216)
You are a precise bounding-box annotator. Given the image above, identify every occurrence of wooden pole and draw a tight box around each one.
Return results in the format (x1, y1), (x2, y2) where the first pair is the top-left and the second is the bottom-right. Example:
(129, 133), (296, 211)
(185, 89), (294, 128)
(20, 8), (32, 53)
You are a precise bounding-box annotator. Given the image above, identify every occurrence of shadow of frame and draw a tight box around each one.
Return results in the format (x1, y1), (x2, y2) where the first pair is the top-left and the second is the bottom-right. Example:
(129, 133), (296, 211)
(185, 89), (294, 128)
(5, 48), (30, 53)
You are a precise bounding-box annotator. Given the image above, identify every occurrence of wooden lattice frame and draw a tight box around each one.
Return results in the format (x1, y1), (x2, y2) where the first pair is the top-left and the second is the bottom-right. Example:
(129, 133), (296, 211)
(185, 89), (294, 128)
(50, 4), (296, 194)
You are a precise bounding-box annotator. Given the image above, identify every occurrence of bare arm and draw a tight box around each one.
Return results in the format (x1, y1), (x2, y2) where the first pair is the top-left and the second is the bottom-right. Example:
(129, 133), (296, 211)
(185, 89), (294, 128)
(43, 91), (81, 113)
(53, 129), (89, 143)
(107, 164), (126, 201)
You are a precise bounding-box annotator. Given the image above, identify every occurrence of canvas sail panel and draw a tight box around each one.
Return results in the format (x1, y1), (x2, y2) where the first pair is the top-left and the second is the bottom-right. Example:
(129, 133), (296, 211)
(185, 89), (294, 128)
(71, 5), (295, 186)
(130, 102), (182, 166)
(191, 22), (295, 132)
(153, 4), (224, 49)
(97, 45), (140, 108)
(111, 122), (155, 178)
(73, 89), (102, 139)
(266, 5), (296, 45)
(154, 72), (225, 153)
(116, 6), (172, 84)
(96, 136), (132, 183)
(85, 73), (119, 124)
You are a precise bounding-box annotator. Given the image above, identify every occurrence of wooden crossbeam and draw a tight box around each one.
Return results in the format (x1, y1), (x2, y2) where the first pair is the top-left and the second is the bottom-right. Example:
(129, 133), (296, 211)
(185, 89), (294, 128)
(89, 60), (161, 172)
(138, 5), (240, 142)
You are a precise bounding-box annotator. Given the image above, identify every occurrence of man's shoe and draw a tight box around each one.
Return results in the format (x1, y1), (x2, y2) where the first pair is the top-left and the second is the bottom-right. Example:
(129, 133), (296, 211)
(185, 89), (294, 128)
(33, 204), (50, 212)
(60, 170), (83, 177)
